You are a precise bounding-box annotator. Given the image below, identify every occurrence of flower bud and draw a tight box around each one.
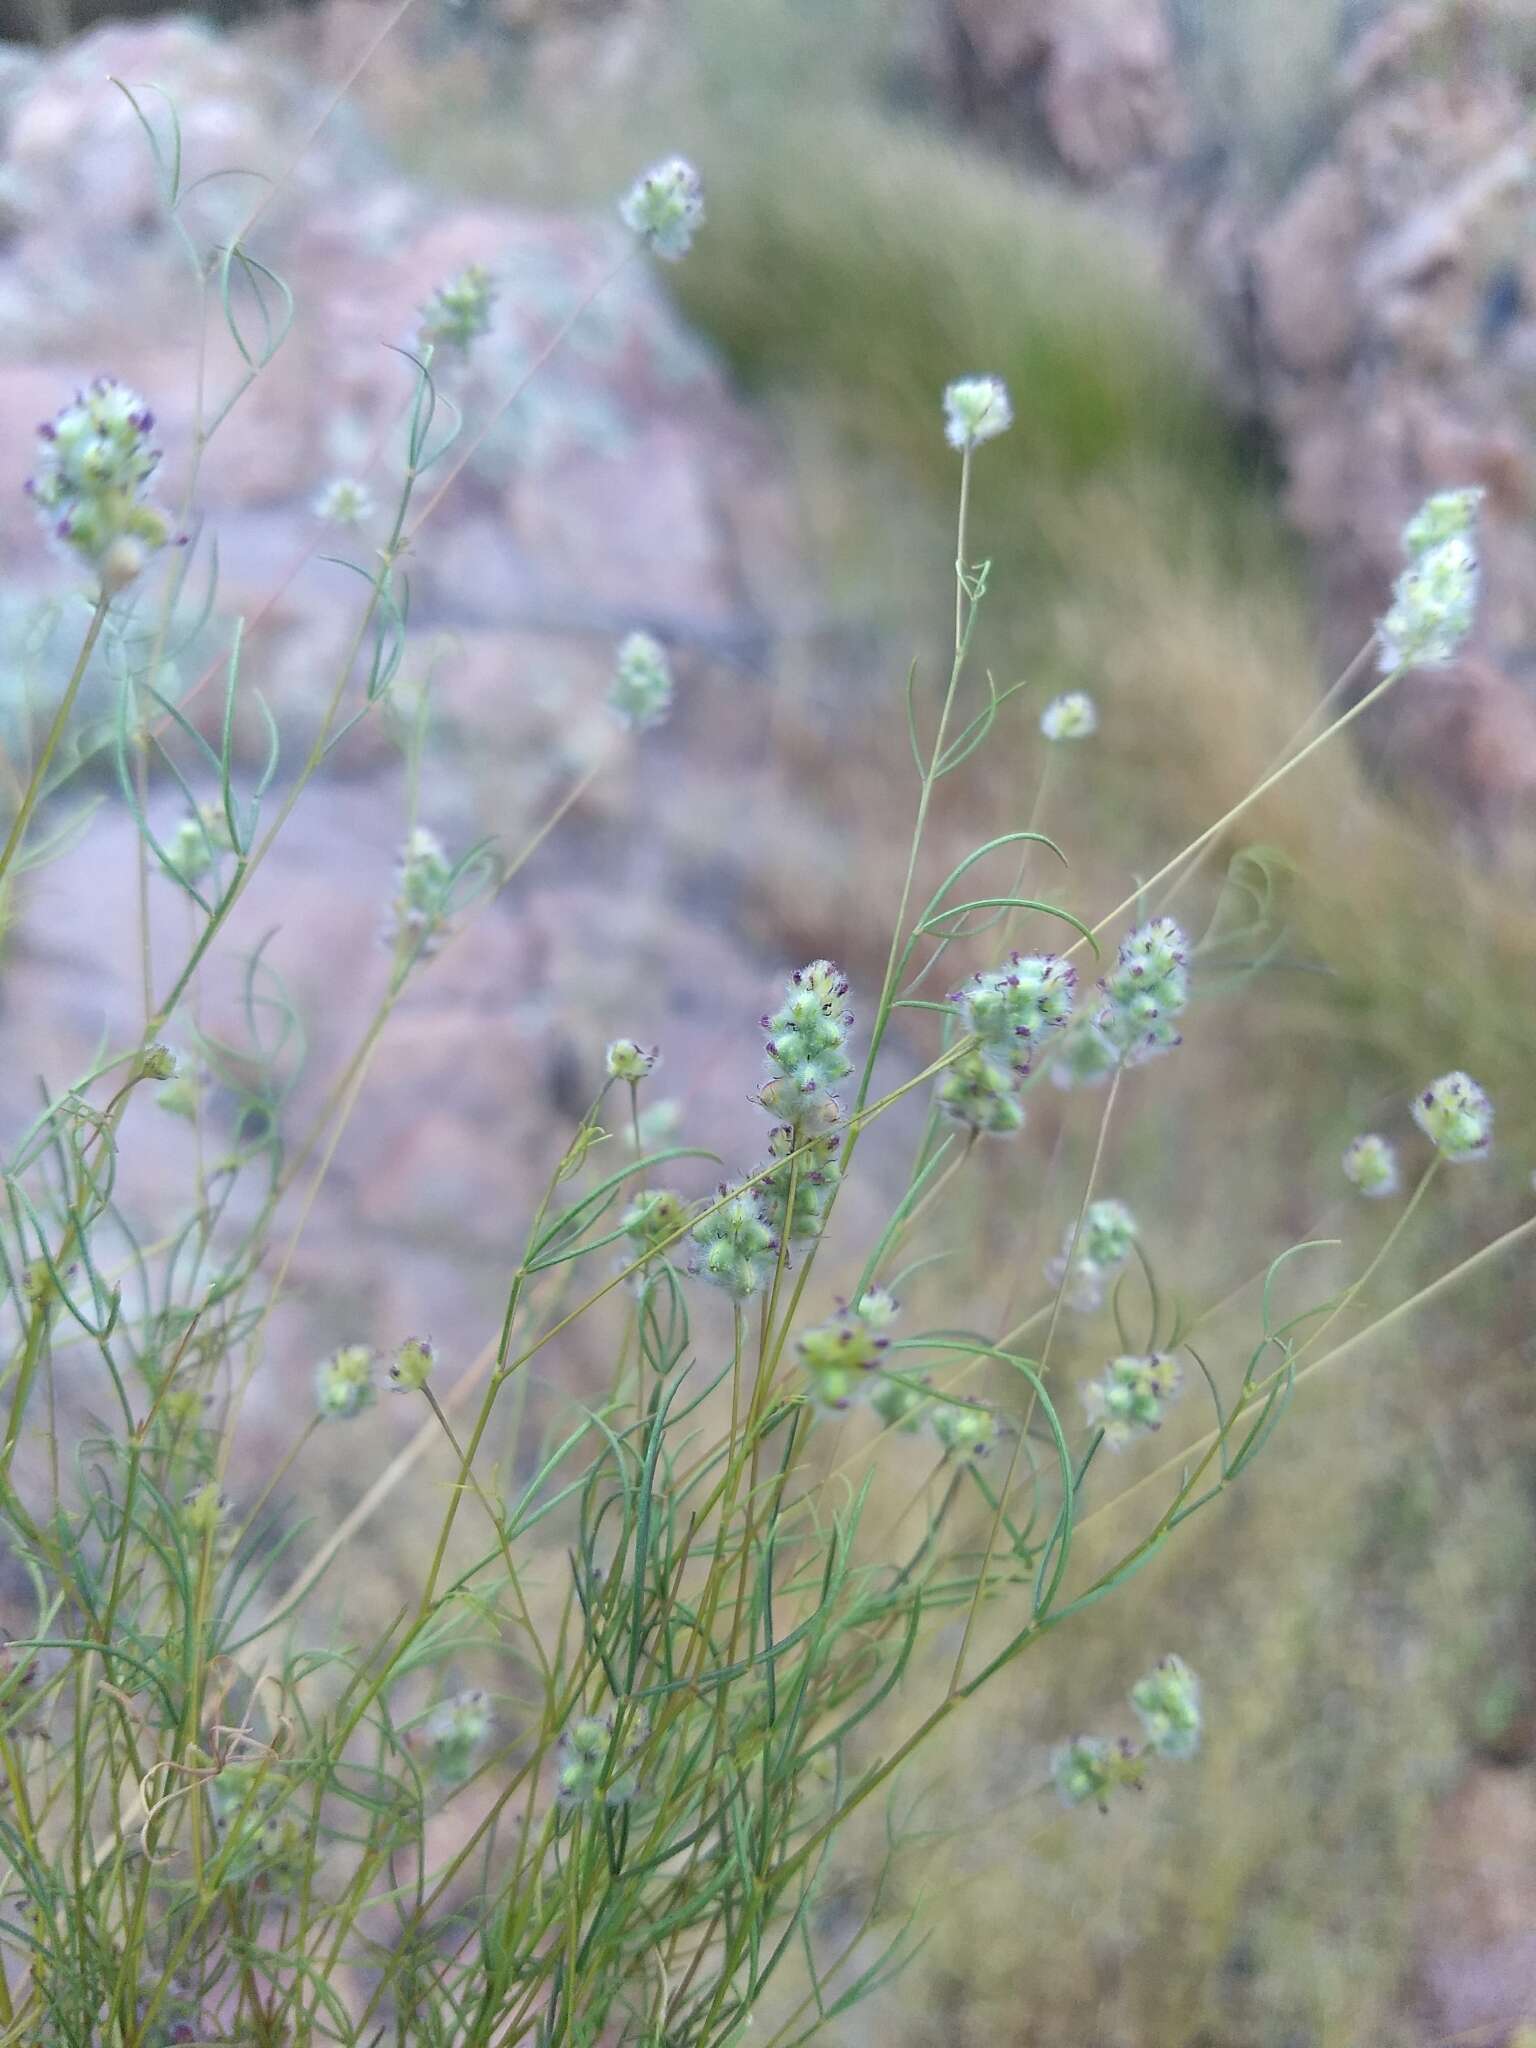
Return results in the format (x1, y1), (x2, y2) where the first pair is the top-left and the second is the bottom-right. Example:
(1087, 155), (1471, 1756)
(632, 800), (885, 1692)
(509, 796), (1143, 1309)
(140, 1044), (177, 1082)
(796, 1294), (896, 1414)
(386, 826), (454, 959)
(942, 376), (1012, 451)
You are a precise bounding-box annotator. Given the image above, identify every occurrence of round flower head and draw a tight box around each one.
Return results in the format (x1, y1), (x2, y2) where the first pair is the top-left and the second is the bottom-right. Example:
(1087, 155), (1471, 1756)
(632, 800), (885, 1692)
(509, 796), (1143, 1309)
(29, 377), (170, 581)
(314, 477), (375, 526)
(1411, 1071), (1492, 1162)
(1052, 1735), (1116, 1810)
(620, 157), (705, 261)
(419, 264), (497, 353)
(424, 1689), (492, 1783)
(608, 631), (673, 733)
(316, 1344), (375, 1421)
(1129, 1654), (1202, 1760)
(1082, 1352), (1182, 1448)
(796, 1295), (895, 1415)
(942, 376), (1012, 451)
(689, 1189), (777, 1300)
(557, 1712), (641, 1807)
(1342, 1133), (1400, 1199)
(1095, 917), (1190, 1067)
(871, 1370), (932, 1433)
(606, 1038), (658, 1083)
(621, 1188), (690, 1265)
(938, 1047), (1026, 1134)
(1047, 1198), (1138, 1310)
(931, 1397), (1000, 1459)
(389, 1337), (435, 1393)
(953, 952), (1076, 1074)
(1040, 691), (1098, 741)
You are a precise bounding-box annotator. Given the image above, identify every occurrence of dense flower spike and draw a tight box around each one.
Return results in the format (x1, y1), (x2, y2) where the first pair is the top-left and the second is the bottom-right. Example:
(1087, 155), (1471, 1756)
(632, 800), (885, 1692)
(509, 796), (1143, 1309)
(1411, 1070), (1493, 1162)
(942, 375), (1013, 451)
(689, 1190), (777, 1301)
(1081, 1352), (1182, 1448)
(424, 1690), (492, 1783)
(1342, 1133), (1400, 1199)
(607, 631), (674, 733)
(606, 1038), (658, 1083)
(758, 961), (854, 1125)
(1402, 487), (1484, 558)
(953, 952), (1077, 1076)
(316, 1344), (375, 1421)
(620, 157), (705, 261)
(419, 264), (497, 352)
(1378, 488), (1482, 673)
(796, 1294), (896, 1414)
(386, 827), (454, 959)
(28, 378), (169, 583)
(313, 477), (375, 526)
(759, 1122), (843, 1242)
(1047, 1198), (1139, 1311)
(1129, 1655), (1202, 1760)
(1040, 691), (1098, 741)
(938, 1047), (1026, 1134)
(932, 1397), (1001, 1459)
(1094, 916), (1190, 1067)
(620, 1188), (690, 1264)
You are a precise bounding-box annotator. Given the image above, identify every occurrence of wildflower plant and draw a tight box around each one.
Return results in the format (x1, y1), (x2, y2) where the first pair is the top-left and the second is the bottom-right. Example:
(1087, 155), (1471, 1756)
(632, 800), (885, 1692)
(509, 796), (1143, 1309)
(0, 59), (1519, 2048)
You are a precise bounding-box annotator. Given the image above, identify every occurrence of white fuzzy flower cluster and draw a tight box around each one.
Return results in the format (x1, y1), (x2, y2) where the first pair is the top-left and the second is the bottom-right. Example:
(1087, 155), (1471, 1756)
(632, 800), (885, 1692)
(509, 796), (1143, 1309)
(1040, 691), (1098, 741)
(620, 158), (705, 261)
(942, 376), (1012, 451)
(1377, 487), (1483, 674)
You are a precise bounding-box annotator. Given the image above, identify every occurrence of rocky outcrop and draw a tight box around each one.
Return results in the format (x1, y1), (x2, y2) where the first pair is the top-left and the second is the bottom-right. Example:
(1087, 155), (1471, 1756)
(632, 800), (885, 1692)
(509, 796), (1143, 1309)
(922, 0), (1536, 835)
